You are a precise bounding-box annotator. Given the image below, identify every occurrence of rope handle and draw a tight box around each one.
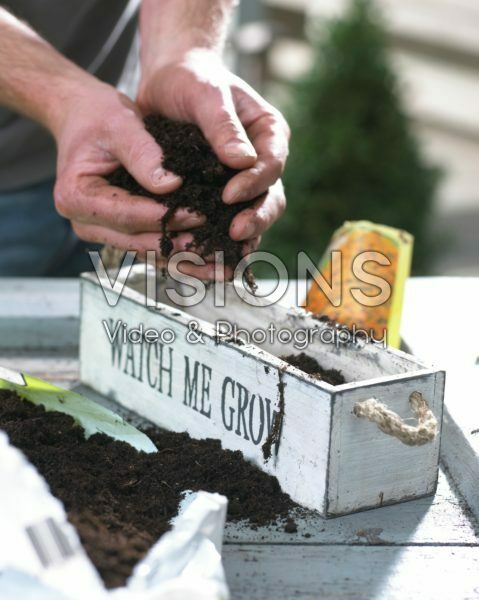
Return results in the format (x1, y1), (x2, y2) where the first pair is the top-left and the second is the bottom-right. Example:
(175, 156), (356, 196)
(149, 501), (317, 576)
(353, 391), (438, 447)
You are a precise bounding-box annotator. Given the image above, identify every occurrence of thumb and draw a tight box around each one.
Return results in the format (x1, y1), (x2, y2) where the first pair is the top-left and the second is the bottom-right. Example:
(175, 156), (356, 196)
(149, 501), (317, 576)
(194, 85), (257, 169)
(112, 115), (181, 194)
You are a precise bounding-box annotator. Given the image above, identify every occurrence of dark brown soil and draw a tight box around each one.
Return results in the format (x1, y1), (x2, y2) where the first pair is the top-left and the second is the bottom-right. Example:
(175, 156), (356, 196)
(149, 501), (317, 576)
(280, 353), (345, 386)
(107, 115), (256, 288)
(0, 391), (297, 589)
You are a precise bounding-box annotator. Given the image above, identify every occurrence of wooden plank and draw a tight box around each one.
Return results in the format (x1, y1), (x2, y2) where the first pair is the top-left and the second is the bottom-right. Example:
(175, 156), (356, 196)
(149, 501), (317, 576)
(401, 278), (479, 519)
(223, 545), (479, 600)
(440, 368), (479, 520)
(329, 372), (444, 515)
(401, 278), (479, 369)
(0, 356), (79, 384)
(0, 279), (79, 351)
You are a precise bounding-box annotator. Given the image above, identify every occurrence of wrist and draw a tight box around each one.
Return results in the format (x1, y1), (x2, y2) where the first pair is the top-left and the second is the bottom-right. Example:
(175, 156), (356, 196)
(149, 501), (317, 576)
(141, 43), (223, 84)
(139, 47), (224, 105)
(45, 71), (109, 140)
(139, 0), (234, 77)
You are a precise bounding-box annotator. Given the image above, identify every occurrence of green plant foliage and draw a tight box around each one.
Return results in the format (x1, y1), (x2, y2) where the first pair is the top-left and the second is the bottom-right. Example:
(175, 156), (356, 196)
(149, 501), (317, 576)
(260, 0), (440, 276)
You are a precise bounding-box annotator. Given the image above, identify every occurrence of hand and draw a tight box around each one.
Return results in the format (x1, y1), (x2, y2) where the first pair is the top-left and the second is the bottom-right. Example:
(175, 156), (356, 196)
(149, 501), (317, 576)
(52, 79), (214, 273)
(138, 48), (289, 244)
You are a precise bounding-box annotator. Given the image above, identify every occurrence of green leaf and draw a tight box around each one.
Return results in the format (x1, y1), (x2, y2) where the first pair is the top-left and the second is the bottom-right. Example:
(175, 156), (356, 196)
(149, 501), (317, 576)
(0, 366), (157, 454)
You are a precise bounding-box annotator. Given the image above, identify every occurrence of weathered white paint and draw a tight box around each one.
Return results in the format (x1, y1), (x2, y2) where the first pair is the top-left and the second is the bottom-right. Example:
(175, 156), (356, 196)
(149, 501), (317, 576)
(0, 357), (79, 383)
(328, 372), (444, 515)
(80, 266), (445, 517)
(224, 470), (478, 545)
(223, 545), (479, 600)
(401, 278), (479, 520)
(0, 278), (79, 351)
(151, 274), (429, 384)
(437, 368), (479, 520)
(402, 277), (479, 369)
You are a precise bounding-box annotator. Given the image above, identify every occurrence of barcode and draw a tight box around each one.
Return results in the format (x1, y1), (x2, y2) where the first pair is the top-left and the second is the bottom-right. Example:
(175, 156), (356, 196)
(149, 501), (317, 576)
(26, 517), (76, 568)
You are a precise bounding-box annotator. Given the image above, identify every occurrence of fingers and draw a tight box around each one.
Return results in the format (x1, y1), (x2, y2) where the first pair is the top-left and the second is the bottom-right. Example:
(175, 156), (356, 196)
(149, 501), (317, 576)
(223, 90), (290, 205)
(109, 108), (182, 194)
(229, 180), (286, 241)
(72, 221), (228, 268)
(176, 260), (234, 282)
(54, 175), (205, 234)
(192, 84), (258, 170)
(183, 235), (261, 264)
(242, 236), (262, 256)
(71, 222), (198, 258)
(74, 221), (234, 281)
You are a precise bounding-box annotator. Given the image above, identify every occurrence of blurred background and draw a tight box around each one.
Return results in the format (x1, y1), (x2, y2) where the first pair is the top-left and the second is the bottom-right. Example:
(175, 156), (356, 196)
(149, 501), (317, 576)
(230, 0), (479, 276)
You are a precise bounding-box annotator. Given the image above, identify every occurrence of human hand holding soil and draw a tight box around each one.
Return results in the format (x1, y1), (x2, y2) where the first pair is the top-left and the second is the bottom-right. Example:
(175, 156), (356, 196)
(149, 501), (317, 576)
(53, 53), (288, 280)
(52, 82), (212, 266)
(0, 9), (205, 269)
(138, 47), (289, 253)
(0, 1), (288, 280)
(107, 115), (285, 284)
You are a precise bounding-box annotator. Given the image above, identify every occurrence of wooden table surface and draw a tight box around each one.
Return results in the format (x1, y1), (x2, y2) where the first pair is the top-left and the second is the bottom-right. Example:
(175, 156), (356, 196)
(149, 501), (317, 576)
(1, 277), (478, 599)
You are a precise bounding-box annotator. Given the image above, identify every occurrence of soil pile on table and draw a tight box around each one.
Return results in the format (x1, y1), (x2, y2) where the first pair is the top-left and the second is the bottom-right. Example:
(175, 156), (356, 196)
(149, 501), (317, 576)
(281, 353), (345, 386)
(107, 115), (256, 287)
(0, 391), (298, 588)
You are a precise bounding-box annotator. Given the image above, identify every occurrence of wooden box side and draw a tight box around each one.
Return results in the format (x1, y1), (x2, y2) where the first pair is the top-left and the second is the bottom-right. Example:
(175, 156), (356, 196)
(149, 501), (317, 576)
(326, 369), (445, 516)
(79, 278), (333, 514)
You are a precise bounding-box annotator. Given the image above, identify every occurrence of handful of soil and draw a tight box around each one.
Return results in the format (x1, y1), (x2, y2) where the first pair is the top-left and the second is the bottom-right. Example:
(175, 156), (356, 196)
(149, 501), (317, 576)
(0, 391), (298, 589)
(281, 353), (345, 386)
(107, 115), (256, 287)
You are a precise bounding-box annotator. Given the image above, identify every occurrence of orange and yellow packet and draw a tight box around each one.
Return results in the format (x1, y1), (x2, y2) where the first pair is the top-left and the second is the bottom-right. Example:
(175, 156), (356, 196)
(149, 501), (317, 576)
(304, 221), (413, 348)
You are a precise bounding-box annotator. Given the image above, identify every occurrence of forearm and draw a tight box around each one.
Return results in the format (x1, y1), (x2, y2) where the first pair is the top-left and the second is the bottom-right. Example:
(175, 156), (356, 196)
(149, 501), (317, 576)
(0, 7), (95, 137)
(140, 0), (237, 73)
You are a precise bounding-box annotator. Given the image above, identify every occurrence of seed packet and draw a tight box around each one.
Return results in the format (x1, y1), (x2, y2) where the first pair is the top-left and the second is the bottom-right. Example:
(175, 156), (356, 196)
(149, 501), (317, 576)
(304, 221), (413, 348)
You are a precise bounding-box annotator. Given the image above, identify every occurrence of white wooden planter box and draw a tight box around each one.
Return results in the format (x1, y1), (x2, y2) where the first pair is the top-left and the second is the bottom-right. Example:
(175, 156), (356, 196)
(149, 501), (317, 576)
(80, 266), (445, 518)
